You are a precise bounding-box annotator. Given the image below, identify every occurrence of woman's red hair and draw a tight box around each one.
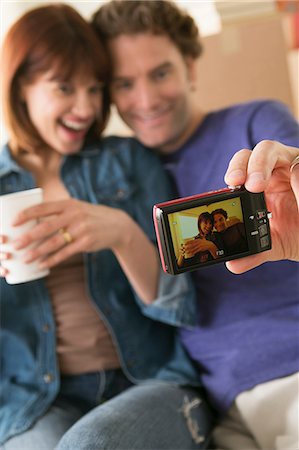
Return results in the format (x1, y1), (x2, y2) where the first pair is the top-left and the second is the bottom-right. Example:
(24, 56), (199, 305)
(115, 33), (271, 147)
(1, 3), (110, 154)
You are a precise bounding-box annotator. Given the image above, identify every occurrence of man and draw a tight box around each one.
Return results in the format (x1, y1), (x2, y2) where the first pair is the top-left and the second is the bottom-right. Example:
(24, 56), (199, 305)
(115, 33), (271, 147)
(58, 2), (299, 449)
(91, 3), (299, 448)
(91, 0), (298, 263)
(211, 208), (247, 256)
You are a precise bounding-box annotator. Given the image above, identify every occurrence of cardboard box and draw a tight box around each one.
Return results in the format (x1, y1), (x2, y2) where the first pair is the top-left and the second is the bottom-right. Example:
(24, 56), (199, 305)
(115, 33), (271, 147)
(196, 13), (295, 115)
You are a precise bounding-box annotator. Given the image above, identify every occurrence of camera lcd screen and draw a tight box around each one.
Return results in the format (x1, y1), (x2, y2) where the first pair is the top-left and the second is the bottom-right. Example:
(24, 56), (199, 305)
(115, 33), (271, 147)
(167, 196), (249, 270)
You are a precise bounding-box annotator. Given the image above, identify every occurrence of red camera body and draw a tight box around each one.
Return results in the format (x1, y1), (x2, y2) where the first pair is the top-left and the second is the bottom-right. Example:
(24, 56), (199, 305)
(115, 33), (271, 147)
(153, 186), (272, 275)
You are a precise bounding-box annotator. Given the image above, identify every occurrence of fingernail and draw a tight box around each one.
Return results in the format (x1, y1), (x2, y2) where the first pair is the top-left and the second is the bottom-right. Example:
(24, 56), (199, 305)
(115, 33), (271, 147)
(13, 239), (23, 250)
(12, 216), (21, 226)
(0, 252), (10, 259)
(22, 251), (33, 263)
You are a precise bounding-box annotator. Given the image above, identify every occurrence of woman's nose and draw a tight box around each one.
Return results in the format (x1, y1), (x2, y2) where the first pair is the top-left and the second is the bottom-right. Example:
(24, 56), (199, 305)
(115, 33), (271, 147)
(72, 94), (95, 118)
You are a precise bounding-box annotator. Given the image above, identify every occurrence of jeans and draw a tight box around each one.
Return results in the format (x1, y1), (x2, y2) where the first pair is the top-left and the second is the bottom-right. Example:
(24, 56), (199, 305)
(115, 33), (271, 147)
(2, 370), (212, 450)
(57, 381), (212, 450)
(1, 369), (133, 450)
(1, 398), (82, 450)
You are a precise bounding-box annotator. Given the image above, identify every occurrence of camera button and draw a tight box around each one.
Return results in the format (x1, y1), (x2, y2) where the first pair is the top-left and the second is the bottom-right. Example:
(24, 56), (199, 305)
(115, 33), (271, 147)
(251, 230), (259, 236)
(256, 210), (266, 219)
(260, 235), (270, 248)
(258, 224), (268, 237)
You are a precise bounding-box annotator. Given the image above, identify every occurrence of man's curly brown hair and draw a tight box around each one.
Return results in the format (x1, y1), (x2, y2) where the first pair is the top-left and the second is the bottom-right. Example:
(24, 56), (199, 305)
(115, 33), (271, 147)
(92, 0), (203, 59)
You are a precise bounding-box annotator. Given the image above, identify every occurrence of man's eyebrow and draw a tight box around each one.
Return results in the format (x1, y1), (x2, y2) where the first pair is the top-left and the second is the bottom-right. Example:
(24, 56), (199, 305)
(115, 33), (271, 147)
(111, 75), (132, 83)
(112, 62), (173, 82)
(150, 62), (172, 74)
(147, 62), (173, 79)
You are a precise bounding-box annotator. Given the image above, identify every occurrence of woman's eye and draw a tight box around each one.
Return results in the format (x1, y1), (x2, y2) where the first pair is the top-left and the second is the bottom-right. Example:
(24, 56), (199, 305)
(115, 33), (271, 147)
(90, 84), (104, 94)
(57, 84), (72, 94)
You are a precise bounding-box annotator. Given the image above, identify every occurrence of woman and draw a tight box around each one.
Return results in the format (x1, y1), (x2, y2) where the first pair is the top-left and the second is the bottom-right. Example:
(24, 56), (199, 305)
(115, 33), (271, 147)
(178, 212), (220, 268)
(0, 5), (212, 449)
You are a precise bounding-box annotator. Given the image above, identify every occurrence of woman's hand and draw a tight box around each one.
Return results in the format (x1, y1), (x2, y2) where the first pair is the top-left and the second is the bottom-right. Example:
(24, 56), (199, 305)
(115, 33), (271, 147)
(184, 238), (219, 260)
(11, 198), (128, 269)
(0, 235), (10, 277)
(224, 140), (299, 273)
(177, 244), (186, 267)
(10, 198), (159, 303)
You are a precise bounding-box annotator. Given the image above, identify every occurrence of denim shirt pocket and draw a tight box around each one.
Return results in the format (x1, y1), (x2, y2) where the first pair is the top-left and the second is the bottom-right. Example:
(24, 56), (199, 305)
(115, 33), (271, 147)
(93, 179), (137, 209)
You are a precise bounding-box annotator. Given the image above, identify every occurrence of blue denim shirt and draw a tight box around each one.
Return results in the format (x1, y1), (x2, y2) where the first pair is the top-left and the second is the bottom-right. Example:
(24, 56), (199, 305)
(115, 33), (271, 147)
(0, 137), (199, 443)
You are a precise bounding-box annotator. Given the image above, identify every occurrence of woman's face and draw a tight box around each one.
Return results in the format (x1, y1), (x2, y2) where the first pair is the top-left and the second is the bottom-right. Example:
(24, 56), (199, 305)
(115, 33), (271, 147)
(22, 69), (103, 155)
(199, 218), (213, 236)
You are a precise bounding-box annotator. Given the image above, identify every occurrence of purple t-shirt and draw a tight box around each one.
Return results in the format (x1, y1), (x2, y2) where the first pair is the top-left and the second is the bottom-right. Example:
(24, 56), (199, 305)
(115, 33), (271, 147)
(161, 100), (299, 414)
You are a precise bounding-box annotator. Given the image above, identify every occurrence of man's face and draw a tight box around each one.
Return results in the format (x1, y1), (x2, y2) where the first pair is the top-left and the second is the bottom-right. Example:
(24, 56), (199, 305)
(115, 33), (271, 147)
(108, 33), (200, 154)
(213, 214), (227, 232)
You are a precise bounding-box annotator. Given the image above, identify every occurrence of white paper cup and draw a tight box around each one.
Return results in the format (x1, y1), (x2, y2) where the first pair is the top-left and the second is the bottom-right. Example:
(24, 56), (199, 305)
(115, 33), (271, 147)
(0, 188), (50, 284)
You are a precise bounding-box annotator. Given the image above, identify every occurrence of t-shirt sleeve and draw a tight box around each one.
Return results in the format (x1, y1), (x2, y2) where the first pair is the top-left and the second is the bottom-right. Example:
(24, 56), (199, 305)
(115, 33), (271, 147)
(250, 100), (299, 147)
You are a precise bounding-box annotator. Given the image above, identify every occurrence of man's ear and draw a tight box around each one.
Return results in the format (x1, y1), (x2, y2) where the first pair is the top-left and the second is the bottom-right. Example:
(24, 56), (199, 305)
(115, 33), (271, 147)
(184, 56), (197, 90)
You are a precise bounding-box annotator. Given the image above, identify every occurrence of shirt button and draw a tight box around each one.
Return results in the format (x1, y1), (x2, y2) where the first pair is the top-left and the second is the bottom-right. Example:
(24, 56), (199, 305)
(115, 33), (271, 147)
(42, 324), (50, 332)
(116, 189), (125, 199)
(43, 373), (54, 383)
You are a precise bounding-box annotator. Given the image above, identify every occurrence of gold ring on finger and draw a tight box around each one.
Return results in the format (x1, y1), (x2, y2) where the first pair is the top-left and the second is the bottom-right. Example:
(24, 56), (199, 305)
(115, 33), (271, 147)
(59, 228), (73, 245)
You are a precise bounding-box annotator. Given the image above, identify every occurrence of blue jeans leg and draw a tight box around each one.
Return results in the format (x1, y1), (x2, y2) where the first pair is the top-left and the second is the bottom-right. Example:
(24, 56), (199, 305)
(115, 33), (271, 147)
(1, 397), (83, 450)
(2, 369), (131, 450)
(56, 381), (213, 450)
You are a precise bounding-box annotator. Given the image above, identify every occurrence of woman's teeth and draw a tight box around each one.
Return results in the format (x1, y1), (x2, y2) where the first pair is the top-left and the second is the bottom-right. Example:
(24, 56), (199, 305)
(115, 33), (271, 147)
(61, 119), (87, 131)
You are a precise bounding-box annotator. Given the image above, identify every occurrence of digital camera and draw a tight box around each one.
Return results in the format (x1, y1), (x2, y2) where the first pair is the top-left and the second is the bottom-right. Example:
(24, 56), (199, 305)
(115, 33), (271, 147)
(153, 186), (272, 275)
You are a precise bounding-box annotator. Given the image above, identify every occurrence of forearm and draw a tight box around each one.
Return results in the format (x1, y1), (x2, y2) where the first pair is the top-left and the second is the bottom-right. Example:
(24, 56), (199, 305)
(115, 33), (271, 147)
(177, 254), (185, 267)
(113, 212), (160, 304)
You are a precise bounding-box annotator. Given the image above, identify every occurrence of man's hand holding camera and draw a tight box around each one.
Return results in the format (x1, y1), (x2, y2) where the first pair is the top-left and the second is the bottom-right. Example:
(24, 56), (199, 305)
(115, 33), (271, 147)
(225, 140), (299, 273)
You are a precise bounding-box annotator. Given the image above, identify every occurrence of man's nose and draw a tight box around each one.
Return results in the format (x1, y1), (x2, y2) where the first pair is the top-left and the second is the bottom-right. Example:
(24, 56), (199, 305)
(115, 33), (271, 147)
(135, 80), (159, 109)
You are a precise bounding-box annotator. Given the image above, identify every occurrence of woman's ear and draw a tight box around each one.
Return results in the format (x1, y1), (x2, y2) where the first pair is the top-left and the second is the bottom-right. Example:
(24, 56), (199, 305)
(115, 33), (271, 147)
(19, 79), (29, 103)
